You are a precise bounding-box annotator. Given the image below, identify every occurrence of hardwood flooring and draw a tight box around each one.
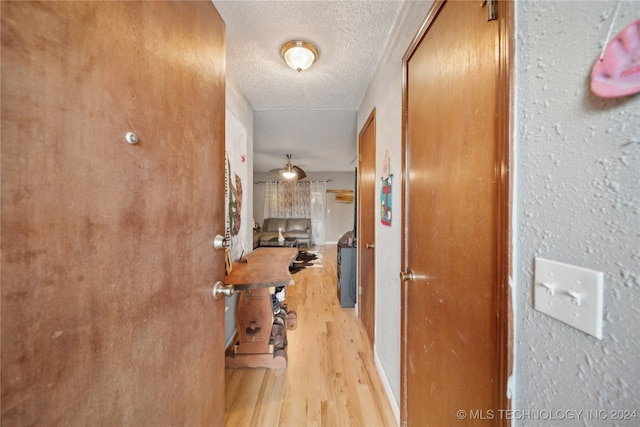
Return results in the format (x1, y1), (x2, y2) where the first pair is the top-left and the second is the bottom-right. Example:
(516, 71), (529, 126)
(224, 245), (397, 427)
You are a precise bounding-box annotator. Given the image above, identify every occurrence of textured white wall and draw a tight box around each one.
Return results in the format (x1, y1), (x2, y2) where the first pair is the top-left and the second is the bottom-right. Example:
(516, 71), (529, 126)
(357, 1), (433, 421)
(514, 1), (639, 424)
(227, 78), (254, 255)
(224, 78), (254, 349)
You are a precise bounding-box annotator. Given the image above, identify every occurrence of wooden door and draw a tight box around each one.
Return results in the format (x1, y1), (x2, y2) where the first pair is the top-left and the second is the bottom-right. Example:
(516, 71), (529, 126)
(401, 1), (511, 426)
(1, 2), (227, 424)
(358, 109), (376, 348)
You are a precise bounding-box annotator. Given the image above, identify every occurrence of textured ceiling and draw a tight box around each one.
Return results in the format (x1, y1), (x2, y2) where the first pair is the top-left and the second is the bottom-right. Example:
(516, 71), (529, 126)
(213, 0), (405, 174)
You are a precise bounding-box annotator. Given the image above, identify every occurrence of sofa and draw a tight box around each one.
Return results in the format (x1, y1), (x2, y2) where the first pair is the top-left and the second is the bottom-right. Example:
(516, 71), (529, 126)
(253, 218), (312, 248)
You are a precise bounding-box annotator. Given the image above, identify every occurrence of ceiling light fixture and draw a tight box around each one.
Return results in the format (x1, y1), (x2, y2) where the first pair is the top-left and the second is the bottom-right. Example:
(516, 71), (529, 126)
(282, 166), (297, 179)
(271, 154), (306, 180)
(280, 40), (318, 72)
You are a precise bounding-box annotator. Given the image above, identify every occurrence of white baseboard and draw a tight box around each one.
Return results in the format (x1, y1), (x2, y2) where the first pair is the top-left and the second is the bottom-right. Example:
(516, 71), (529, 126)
(374, 349), (400, 426)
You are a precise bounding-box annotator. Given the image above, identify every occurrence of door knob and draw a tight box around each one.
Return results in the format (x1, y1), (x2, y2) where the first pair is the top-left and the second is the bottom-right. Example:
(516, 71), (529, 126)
(212, 235), (228, 251)
(366, 243), (375, 249)
(212, 281), (235, 299)
(399, 270), (416, 282)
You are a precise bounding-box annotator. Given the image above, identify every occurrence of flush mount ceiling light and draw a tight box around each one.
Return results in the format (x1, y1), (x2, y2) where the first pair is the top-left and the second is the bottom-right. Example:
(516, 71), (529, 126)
(280, 40), (318, 72)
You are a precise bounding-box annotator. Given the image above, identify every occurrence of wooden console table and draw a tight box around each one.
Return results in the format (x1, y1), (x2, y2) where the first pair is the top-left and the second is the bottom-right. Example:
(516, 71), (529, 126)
(224, 247), (298, 369)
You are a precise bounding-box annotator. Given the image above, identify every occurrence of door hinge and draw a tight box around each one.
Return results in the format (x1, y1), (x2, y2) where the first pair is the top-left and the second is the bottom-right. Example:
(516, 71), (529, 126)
(482, 0), (497, 21)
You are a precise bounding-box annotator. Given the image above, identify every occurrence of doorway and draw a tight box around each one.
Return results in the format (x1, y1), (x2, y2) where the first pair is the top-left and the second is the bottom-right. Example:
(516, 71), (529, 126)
(401, 1), (512, 425)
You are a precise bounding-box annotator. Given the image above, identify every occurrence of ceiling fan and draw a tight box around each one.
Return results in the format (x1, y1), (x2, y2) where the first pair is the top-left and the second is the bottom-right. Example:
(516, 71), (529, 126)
(270, 154), (307, 180)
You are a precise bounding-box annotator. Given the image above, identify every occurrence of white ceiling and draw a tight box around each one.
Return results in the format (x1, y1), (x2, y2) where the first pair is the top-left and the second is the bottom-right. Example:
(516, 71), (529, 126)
(213, 0), (405, 174)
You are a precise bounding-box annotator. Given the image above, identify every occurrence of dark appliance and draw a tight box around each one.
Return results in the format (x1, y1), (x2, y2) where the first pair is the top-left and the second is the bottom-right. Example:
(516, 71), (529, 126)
(337, 231), (357, 308)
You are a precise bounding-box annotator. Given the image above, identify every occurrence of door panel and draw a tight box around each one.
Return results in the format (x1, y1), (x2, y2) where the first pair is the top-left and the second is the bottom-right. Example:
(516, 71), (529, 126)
(1, 2), (226, 424)
(401, 1), (510, 425)
(358, 110), (376, 348)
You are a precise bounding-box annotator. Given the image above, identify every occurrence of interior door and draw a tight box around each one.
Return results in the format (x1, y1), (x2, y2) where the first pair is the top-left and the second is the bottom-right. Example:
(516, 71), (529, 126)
(1, 2), (227, 424)
(401, 1), (510, 425)
(358, 109), (376, 348)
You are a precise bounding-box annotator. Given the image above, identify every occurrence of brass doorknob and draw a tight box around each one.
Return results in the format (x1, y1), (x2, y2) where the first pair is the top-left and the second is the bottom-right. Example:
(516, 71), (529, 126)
(399, 270), (416, 282)
(366, 243), (375, 249)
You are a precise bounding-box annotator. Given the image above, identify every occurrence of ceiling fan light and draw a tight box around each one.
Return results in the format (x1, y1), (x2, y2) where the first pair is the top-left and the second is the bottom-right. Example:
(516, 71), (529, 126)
(281, 40), (318, 72)
(282, 169), (297, 179)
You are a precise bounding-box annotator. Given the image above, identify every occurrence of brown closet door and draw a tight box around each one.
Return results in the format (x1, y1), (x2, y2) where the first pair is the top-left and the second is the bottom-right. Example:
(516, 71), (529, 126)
(358, 109), (376, 348)
(401, 1), (510, 425)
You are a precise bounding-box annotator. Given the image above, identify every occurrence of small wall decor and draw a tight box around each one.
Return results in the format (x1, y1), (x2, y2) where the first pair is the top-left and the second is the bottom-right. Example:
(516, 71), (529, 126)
(224, 152), (232, 245)
(591, 17), (640, 98)
(326, 189), (354, 203)
(380, 150), (392, 226)
(228, 160), (242, 236)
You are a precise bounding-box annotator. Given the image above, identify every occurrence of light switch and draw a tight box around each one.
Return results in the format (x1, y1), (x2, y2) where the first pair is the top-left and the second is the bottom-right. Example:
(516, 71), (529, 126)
(534, 258), (604, 339)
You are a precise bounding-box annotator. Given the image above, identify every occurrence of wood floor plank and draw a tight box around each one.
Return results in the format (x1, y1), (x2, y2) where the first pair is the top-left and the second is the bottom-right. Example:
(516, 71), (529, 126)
(225, 369), (267, 426)
(225, 245), (397, 427)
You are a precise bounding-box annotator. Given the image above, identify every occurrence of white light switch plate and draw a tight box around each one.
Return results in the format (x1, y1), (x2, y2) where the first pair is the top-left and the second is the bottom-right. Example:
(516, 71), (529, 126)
(534, 258), (604, 339)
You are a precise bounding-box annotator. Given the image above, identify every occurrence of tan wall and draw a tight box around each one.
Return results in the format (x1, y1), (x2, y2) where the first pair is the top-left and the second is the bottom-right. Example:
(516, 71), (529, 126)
(1, 2), (226, 424)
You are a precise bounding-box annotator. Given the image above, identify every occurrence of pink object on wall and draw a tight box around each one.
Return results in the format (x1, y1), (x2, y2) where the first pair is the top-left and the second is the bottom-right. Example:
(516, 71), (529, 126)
(591, 18), (640, 98)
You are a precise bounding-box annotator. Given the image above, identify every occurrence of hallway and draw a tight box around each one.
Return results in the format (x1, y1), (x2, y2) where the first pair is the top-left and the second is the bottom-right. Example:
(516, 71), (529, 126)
(224, 245), (396, 426)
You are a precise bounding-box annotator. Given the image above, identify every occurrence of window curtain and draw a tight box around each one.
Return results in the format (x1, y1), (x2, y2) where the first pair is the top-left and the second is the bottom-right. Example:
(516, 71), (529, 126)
(277, 181), (310, 218)
(263, 181), (278, 220)
(309, 181), (327, 245)
(262, 180), (327, 245)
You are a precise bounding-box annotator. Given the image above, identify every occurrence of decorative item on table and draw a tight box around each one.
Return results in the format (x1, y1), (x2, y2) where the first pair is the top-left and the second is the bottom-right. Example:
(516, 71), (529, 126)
(278, 227), (285, 242)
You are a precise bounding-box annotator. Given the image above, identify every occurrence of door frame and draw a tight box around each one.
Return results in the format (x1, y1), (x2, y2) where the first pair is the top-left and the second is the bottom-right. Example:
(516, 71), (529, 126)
(400, 0), (513, 424)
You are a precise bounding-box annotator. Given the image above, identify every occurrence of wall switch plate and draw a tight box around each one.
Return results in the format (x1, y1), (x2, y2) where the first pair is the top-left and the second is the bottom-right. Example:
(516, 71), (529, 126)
(534, 258), (604, 339)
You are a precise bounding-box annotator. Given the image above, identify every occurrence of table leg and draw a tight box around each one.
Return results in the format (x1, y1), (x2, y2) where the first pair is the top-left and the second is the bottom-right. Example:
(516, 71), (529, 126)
(225, 287), (288, 369)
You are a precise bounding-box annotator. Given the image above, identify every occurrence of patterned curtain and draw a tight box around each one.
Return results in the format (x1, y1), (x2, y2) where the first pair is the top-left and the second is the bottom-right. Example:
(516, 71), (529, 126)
(263, 181), (327, 244)
(277, 181), (310, 218)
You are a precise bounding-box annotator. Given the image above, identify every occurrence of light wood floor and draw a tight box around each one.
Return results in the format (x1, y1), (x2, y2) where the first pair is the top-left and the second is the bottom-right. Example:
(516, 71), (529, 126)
(224, 245), (397, 427)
